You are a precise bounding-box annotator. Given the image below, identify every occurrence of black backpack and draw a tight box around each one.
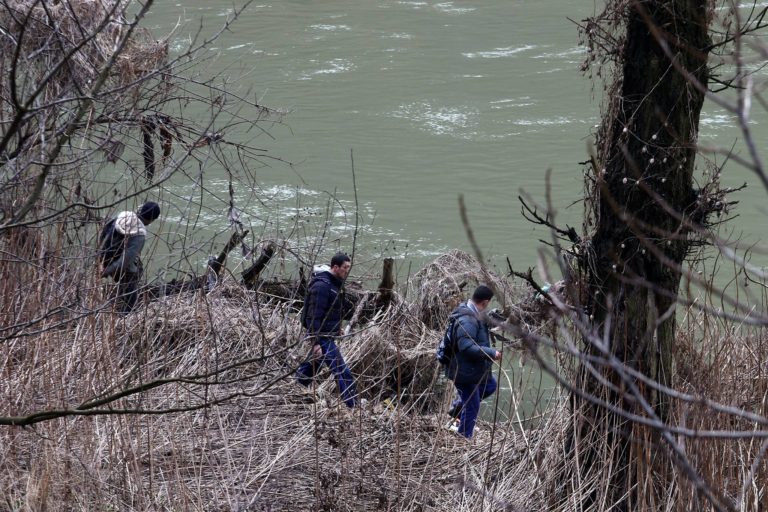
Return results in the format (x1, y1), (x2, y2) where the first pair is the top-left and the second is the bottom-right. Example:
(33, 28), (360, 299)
(300, 276), (319, 329)
(436, 313), (466, 365)
(97, 218), (123, 267)
(436, 311), (483, 365)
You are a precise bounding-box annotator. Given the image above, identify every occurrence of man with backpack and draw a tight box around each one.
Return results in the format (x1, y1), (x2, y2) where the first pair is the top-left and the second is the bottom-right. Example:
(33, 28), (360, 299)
(98, 201), (160, 313)
(442, 285), (502, 438)
(295, 253), (358, 408)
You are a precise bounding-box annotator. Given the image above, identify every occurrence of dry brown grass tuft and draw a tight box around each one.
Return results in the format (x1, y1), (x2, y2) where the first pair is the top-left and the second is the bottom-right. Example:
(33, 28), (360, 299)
(672, 320), (768, 510)
(0, 0), (166, 95)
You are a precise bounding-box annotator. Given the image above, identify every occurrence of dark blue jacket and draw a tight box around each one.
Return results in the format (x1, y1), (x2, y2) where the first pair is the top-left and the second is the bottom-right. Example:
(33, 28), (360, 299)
(305, 271), (354, 337)
(445, 303), (498, 385)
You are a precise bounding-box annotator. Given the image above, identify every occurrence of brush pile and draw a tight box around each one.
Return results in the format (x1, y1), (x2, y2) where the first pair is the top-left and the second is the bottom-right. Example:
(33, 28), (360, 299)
(1, 250), (562, 511)
(0, 0), (167, 95)
(3, 246), (767, 510)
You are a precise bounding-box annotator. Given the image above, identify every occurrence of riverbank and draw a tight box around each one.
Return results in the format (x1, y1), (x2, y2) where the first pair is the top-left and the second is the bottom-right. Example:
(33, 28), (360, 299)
(0, 250), (564, 510)
(1, 249), (766, 510)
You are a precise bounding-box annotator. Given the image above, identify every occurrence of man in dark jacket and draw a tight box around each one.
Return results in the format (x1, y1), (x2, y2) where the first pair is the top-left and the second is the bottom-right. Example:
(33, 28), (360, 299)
(98, 201), (160, 313)
(295, 252), (358, 407)
(445, 285), (502, 438)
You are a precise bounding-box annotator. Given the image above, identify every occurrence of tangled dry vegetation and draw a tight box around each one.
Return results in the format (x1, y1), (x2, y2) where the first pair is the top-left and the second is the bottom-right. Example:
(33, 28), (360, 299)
(0, 250), (564, 511)
(0, 0), (167, 99)
(2, 248), (768, 511)
(671, 317), (768, 507)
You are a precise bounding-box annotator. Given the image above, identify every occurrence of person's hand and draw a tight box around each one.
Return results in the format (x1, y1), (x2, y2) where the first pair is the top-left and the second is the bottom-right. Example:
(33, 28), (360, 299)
(494, 350), (502, 361)
(312, 344), (323, 359)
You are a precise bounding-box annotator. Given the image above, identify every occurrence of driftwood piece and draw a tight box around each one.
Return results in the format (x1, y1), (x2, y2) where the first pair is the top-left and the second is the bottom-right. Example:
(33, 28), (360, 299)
(242, 242), (276, 288)
(376, 257), (394, 308)
(145, 230), (247, 299)
(148, 248), (394, 334)
(141, 117), (156, 181)
(256, 280), (303, 302)
(345, 259), (397, 329)
(208, 229), (249, 275)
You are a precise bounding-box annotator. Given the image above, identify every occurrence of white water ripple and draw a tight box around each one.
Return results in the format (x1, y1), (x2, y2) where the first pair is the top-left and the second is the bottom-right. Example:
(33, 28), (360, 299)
(298, 58), (356, 80)
(434, 2), (476, 14)
(700, 114), (735, 128)
(397, 1), (428, 8)
(489, 97), (536, 108)
(463, 44), (537, 59)
(391, 102), (478, 136)
(513, 116), (574, 126)
(310, 24), (351, 32)
(531, 46), (586, 60)
(386, 32), (414, 40)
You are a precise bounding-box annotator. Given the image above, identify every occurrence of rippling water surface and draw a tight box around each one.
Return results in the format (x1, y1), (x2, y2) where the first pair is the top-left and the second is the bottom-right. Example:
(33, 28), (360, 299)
(148, 1), (766, 273)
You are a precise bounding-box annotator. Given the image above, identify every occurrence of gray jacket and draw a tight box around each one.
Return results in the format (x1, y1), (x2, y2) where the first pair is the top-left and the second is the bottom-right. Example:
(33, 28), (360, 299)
(99, 211), (147, 278)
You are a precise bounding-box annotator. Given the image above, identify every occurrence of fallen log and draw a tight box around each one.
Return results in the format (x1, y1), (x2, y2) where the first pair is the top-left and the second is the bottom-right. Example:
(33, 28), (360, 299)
(208, 229), (249, 275)
(148, 248), (396, 332)
(242, 242), (276, 288)
(145, 230), (248, 299)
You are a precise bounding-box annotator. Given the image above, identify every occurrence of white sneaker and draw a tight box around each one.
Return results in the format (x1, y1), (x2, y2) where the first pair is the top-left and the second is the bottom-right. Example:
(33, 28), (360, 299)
(444, 418), (460, 433)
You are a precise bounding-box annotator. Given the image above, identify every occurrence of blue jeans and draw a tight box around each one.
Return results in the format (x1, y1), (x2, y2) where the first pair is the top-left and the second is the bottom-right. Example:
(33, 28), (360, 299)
(296, 337), (357, 408)
(453, 376), (497, 438)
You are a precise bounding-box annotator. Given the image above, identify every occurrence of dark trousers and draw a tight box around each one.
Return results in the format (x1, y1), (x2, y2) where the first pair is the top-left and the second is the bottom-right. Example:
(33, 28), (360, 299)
(296, 337), (357, 408)
(453, 376), (497, 438)
(115, 271), (141, 313)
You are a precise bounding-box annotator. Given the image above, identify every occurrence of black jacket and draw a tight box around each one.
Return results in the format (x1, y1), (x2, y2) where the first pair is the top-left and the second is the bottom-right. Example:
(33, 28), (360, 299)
(445, 303), (497, 384)
(305, 271), (354, 337)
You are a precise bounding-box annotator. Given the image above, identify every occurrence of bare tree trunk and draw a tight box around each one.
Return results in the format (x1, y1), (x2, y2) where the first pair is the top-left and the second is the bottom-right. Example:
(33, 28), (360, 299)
(376, 257), (395, 308)
(572, 0), (712, 509)
(242, 242), (277, 288)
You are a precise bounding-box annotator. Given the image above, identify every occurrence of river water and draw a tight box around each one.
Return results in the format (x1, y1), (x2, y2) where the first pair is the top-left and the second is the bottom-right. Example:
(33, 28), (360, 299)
(142, 1), (768, 419)
(143, 1), (767, 273)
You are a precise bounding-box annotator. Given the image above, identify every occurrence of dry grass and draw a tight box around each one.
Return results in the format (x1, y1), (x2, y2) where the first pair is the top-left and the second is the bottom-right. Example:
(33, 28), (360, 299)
(672, 320), (768, 510)
(0, 0), (166, 96)
(1, 236), (767, 510)
(0, 247), (557, 511)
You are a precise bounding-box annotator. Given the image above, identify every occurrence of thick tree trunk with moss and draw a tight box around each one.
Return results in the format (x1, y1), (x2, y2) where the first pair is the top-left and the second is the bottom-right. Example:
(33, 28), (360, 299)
(570, 0), (711, 509)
